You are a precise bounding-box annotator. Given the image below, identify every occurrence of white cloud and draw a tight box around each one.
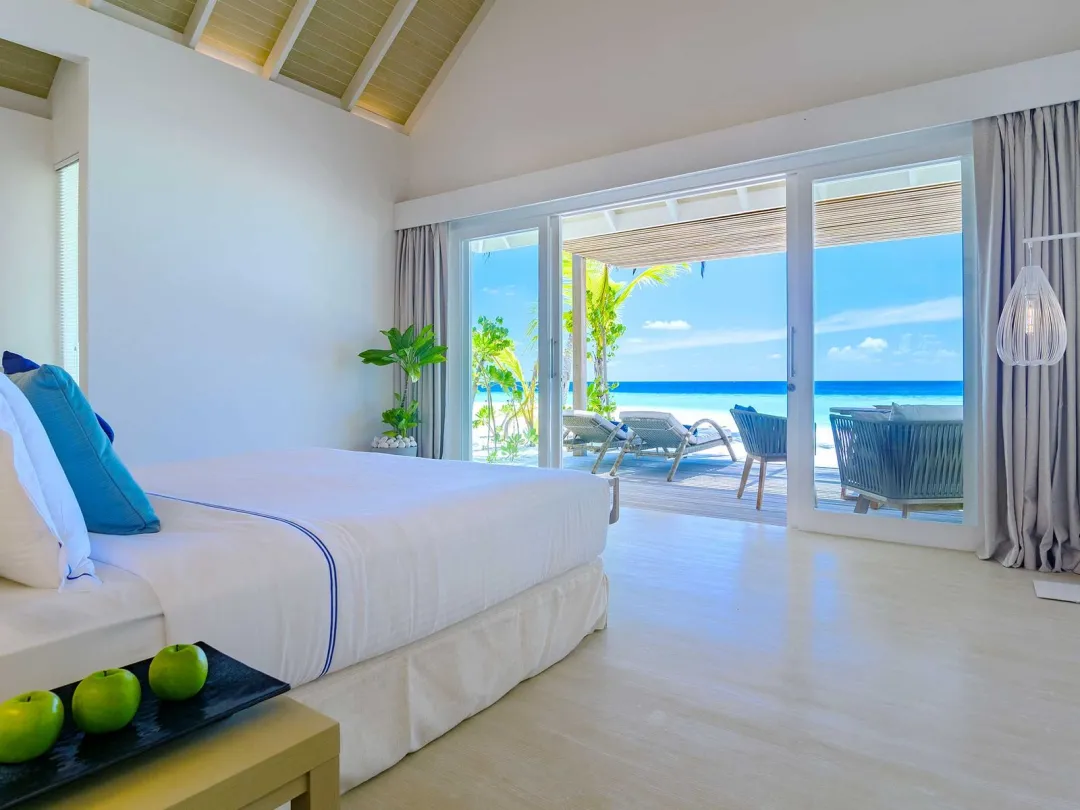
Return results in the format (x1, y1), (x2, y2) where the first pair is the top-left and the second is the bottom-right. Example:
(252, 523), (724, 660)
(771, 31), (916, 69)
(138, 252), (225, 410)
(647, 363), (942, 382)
(859, 337), (888, 352)
(620, 326), (788, 355)
(815, 296), (962, 334)
(643, 319), (692, 331)
(828, 336), (888, 362)
(894, 333), (961, 363)
(620, 296), (961, 356)
(827, 345), (863, 361)
(767, 353), (782, 360)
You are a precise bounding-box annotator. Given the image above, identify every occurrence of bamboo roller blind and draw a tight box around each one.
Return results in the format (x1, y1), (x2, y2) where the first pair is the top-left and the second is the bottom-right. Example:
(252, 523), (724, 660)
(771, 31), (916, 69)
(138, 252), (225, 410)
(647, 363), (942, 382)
(564, 182), (962, 267)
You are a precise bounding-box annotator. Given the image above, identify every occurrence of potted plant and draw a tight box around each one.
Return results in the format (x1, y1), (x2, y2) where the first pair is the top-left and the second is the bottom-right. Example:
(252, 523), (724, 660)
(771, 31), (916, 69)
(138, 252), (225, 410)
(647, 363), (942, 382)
(359, 324), (447, 457)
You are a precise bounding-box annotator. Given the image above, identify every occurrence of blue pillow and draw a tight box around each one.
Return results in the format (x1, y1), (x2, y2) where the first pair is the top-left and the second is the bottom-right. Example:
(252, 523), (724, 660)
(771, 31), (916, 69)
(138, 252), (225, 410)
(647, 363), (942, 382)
(3, 351), (115, 442)
(9, 365), (159, 535)
(1, 350), (38, 374)
(733, 404), (757, 412)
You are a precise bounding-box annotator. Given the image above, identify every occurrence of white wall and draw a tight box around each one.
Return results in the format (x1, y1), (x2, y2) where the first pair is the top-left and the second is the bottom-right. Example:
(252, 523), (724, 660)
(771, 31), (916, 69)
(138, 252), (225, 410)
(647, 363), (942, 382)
(50, 59), (90, 386)
(0, 0), (409, 465)
(0, 107), (56, 364)
(407, 0), (1080, 201)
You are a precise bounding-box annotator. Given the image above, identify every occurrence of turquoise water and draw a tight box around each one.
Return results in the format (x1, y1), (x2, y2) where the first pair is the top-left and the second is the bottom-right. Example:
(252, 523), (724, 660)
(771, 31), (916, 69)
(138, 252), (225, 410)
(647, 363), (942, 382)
(607, 381), (962, 435)
(480, 381), (963, 447)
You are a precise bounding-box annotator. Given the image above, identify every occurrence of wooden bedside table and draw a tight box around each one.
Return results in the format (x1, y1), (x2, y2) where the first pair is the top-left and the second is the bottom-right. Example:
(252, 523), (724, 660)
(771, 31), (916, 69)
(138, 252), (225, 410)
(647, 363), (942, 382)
(25, 697), (339, 810)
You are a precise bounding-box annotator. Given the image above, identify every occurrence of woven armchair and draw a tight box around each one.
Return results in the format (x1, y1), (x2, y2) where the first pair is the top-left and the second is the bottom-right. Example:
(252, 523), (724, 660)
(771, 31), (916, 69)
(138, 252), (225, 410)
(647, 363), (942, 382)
(729, 409), (787, 510)
(830, 414), (963, 517)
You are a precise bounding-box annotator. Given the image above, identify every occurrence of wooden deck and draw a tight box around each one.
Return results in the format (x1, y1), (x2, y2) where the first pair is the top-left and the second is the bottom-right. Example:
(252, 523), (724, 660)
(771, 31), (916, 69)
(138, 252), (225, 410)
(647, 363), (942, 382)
(559, 449), (963, 527)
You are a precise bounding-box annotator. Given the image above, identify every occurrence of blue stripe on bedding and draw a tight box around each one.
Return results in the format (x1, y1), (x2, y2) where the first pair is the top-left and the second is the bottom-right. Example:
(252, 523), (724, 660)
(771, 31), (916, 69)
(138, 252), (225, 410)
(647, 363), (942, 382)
(147, 493), (339, 677)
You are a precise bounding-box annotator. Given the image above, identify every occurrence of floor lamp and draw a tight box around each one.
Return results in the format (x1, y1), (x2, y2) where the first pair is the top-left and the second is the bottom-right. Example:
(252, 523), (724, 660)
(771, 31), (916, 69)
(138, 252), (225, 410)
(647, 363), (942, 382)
(1000, 233), (1080, 600)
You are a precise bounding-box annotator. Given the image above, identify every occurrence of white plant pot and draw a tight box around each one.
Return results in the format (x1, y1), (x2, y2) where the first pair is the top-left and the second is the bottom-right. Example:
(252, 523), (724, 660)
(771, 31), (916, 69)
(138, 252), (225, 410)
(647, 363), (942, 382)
(370, 445), (418, 457)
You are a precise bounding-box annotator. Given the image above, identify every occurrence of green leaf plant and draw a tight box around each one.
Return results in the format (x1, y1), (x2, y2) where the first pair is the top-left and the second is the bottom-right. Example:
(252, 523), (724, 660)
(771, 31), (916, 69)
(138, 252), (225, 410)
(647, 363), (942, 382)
(360, 324), (447, 439)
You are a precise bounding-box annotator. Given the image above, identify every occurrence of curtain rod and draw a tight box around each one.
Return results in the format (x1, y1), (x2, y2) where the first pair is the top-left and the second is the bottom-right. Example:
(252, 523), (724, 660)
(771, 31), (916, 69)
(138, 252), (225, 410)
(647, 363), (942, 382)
(1023, 232), (1080, 265)
(1023, 232), (1080, 246)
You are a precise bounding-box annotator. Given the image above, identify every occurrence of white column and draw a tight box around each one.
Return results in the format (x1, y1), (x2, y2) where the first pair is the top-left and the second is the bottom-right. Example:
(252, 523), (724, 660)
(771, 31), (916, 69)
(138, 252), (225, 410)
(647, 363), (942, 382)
(572, 254), (588, 411)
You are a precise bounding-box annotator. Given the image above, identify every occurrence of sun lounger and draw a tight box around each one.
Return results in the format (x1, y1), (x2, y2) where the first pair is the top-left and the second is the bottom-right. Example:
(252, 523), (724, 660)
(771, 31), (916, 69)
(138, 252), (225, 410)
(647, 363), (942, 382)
(609, 410), (737, 482)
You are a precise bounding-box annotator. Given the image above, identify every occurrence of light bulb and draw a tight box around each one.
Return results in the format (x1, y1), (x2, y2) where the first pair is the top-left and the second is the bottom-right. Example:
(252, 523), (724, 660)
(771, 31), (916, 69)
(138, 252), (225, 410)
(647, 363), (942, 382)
(1023, 295), (1037, 335)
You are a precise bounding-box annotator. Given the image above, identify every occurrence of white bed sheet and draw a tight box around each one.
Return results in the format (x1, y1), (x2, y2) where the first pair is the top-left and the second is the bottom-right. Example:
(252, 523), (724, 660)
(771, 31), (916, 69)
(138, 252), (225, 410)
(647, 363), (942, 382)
(90, 449), (610, 686)
(0, 563), (165, 697)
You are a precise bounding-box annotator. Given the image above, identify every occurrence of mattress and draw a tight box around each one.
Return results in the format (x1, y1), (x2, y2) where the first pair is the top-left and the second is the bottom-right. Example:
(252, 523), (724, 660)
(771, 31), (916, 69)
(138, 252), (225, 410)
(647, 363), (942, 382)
(90, 449), (611, 686)
(0, 562), (165, 697)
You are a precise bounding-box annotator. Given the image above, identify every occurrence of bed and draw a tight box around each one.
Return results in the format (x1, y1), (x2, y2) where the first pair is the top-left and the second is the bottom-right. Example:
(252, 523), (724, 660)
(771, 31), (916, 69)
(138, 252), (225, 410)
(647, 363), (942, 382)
(1, 449), (612, 793)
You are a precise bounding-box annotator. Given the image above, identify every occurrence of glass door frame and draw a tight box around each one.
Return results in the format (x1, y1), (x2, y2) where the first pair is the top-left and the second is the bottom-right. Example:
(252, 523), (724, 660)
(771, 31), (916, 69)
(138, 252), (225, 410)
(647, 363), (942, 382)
(785, 134), (981, 550)
(446, 213), (564, 467)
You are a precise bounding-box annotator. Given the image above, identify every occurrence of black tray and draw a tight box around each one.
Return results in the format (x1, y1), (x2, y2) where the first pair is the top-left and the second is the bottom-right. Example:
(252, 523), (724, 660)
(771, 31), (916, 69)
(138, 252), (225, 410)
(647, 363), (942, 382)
(0, 642), (289, 809)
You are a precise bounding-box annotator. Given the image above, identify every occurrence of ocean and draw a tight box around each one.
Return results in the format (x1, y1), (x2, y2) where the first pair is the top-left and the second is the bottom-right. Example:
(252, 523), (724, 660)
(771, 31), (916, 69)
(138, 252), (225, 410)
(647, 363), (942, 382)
(480, 380), (964, 452)
(588, 381), (963, 449)
(600, 380), (961, 419)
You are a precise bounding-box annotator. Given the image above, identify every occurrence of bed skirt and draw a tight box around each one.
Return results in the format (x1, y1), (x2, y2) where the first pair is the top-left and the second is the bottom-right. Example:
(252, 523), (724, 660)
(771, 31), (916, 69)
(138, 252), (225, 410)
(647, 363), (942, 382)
(290, 557), (609, 793)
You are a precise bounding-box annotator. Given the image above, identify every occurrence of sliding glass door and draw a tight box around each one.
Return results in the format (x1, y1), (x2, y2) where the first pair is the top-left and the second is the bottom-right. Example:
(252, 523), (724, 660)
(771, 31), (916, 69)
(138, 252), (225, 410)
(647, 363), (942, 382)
(448, 216), (563, 467)
(786, 139), (979, 548)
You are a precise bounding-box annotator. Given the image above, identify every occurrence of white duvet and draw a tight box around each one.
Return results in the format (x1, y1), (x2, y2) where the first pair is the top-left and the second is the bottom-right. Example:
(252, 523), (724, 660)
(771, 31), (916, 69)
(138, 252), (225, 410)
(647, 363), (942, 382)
(90, 449), (610, 686)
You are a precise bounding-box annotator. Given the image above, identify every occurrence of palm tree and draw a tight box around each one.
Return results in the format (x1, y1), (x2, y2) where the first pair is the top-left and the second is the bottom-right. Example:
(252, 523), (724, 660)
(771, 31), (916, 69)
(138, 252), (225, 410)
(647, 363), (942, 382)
(561, 254), (687, 415)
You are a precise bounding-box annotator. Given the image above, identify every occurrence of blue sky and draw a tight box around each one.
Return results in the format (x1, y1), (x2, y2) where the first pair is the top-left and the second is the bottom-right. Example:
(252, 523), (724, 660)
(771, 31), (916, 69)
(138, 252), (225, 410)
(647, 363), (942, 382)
(470, 233), (963, 382)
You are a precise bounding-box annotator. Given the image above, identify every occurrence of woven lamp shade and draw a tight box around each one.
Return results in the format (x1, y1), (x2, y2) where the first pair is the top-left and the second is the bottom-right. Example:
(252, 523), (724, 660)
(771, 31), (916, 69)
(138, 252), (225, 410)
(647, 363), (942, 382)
(996, 265), (1068, 366)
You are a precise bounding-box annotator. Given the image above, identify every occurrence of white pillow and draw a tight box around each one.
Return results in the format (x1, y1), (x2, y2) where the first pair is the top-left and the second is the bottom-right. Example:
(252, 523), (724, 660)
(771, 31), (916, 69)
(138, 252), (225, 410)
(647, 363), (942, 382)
(890, 402), (964, 422)
(0, 375), (95, 589)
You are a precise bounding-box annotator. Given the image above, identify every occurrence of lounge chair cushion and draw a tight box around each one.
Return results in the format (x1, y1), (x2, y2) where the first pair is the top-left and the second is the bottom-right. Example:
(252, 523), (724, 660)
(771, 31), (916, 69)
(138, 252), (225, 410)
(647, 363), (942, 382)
(853, 409), (891, 422)
(563, 410), (629, 438)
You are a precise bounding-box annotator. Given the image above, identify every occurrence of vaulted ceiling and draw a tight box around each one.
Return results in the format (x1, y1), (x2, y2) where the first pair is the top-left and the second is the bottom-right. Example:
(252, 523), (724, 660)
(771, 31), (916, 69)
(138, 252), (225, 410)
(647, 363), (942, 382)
(0, 37), (61, 99)
(75, 0), (490, 130)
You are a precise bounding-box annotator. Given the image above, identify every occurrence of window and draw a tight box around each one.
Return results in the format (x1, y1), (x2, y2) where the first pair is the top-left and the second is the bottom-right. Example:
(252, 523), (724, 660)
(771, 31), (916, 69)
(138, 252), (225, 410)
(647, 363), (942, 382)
(57, 159), (79, 385)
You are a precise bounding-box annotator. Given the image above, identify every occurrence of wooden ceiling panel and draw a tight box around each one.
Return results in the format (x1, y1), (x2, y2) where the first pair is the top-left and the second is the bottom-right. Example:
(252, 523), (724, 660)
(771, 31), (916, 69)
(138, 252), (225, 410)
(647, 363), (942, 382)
(356, 0), (484, 124)
(278, 0), (396, 98)
(79, 0), (490, 128)
(0, 38), (61, 99)
(109, 0), (197, 33)
(202, 0), (294, 65)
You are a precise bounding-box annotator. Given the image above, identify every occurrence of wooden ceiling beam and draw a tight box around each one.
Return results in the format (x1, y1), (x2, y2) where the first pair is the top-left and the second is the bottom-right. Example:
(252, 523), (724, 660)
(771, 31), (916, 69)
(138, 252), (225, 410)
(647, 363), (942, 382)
(341, 0), (418, 110)
(183, 0), (219, 48)
(262, 0), (317, 80)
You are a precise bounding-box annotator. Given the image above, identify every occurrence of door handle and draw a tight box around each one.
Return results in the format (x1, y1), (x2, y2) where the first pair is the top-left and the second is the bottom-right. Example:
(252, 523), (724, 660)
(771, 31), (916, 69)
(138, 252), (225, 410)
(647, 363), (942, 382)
(550, 337), (558, 381)
(789, 327), (796, 379)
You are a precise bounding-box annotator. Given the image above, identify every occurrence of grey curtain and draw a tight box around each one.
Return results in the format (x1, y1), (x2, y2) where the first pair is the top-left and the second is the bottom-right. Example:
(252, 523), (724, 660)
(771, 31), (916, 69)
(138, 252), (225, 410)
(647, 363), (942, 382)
(975, 102), (1080, 570)
(395, 223), (449, 459)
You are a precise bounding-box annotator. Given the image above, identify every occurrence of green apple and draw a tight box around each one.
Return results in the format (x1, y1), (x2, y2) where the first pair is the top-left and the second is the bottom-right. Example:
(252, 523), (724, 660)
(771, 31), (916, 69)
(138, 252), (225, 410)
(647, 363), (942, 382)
(72, 669), (141, 734)
(0, 691), (64, 763)
(149, 644), (208, 702)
